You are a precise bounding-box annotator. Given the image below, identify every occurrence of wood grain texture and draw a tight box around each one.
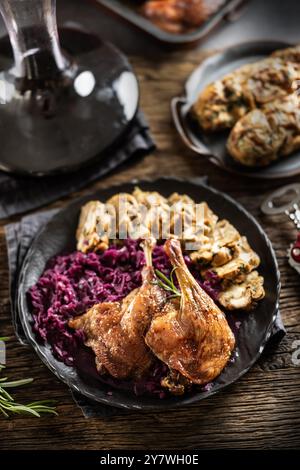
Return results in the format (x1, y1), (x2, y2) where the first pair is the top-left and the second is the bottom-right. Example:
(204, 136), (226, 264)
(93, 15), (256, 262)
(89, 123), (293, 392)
(0, 42), (300, 451)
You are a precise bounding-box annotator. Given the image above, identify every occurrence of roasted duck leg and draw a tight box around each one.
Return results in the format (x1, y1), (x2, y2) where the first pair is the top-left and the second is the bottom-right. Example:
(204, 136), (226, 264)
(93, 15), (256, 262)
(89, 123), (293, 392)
(69, 239), (166, 379)
(146, 239), (235, 384)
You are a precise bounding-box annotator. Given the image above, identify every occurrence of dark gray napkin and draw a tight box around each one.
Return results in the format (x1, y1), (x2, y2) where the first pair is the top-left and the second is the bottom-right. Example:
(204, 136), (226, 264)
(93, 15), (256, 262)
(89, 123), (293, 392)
(0, 112), (154, 220)
(5, 208), (286, 418)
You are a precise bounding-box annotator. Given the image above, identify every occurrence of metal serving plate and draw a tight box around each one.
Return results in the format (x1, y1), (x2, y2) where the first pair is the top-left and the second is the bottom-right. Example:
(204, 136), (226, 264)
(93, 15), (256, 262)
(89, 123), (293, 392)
(92, 0), (247, 45)
(18, 178), (280, 411)
(171, 40), (300, 179)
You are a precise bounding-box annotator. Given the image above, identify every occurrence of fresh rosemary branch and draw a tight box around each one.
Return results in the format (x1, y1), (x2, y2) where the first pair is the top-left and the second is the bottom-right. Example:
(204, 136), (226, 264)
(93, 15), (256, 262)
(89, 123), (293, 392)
(0, 338), (57, 418)
(155, 268), (181, 299)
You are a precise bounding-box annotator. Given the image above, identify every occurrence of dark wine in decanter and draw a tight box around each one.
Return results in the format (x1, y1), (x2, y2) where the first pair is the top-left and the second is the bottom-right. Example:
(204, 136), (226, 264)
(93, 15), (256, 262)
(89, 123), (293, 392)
(0, 0), (139, 175)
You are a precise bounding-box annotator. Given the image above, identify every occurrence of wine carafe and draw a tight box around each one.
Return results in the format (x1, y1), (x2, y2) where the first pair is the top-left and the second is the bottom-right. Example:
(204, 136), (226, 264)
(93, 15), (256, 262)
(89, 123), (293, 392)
(0, 0), (139, 175)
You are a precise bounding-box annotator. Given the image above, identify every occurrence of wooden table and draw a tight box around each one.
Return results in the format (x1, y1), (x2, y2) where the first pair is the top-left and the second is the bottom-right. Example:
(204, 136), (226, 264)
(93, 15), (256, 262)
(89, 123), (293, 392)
(0, 0), (300, 451)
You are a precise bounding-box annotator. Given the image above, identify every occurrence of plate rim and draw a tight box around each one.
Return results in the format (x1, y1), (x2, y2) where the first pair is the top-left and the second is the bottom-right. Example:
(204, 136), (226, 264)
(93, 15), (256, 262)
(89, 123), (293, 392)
(18, 176), (281, 410)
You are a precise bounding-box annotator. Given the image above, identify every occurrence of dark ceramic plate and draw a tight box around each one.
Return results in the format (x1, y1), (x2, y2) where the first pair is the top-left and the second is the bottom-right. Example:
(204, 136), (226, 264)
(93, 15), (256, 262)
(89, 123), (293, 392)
(18, 178), (280, 410)
(171, 40), (300, 179)
(93, 0), (247, 45)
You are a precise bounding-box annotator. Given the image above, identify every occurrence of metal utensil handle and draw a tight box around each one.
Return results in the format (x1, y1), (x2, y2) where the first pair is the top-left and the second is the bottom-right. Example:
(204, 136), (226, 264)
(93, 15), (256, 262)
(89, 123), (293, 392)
(261, 183), (300, 216)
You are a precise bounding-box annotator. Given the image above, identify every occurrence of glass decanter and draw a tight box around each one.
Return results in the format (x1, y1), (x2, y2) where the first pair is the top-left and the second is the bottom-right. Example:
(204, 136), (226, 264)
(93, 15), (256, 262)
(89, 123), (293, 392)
(0, 0), (139, 175)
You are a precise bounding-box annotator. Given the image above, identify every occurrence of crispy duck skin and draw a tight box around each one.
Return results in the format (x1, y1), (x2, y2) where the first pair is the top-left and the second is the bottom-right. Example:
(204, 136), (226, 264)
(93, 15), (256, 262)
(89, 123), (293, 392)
(227, 93), (300, 167)
(69, 239), (166, 379)
(146, 239), (235, 385)
(141, 0), (226, 33)
(193, 51), (300, 132)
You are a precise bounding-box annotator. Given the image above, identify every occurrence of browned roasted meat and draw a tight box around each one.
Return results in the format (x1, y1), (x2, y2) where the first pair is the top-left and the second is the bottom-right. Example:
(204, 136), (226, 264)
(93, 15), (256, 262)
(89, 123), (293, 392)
(142, 0), (226, 33)
(146, 239), (235, 385)
(69, 239), (166, 379)
(227, 93), (300, 166)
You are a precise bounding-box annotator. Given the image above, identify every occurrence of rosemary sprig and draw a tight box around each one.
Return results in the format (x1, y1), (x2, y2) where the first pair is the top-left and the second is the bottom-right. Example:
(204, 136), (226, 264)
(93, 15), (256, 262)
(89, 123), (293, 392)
(155, 268), (181, 299)
(0, 338), (57, 418)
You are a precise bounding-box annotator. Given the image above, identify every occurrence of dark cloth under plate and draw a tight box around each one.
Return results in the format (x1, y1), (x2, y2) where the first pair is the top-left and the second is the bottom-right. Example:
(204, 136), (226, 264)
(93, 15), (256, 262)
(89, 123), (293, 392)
(5, 208), (286, 418)
(0, 112), (154, 220)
